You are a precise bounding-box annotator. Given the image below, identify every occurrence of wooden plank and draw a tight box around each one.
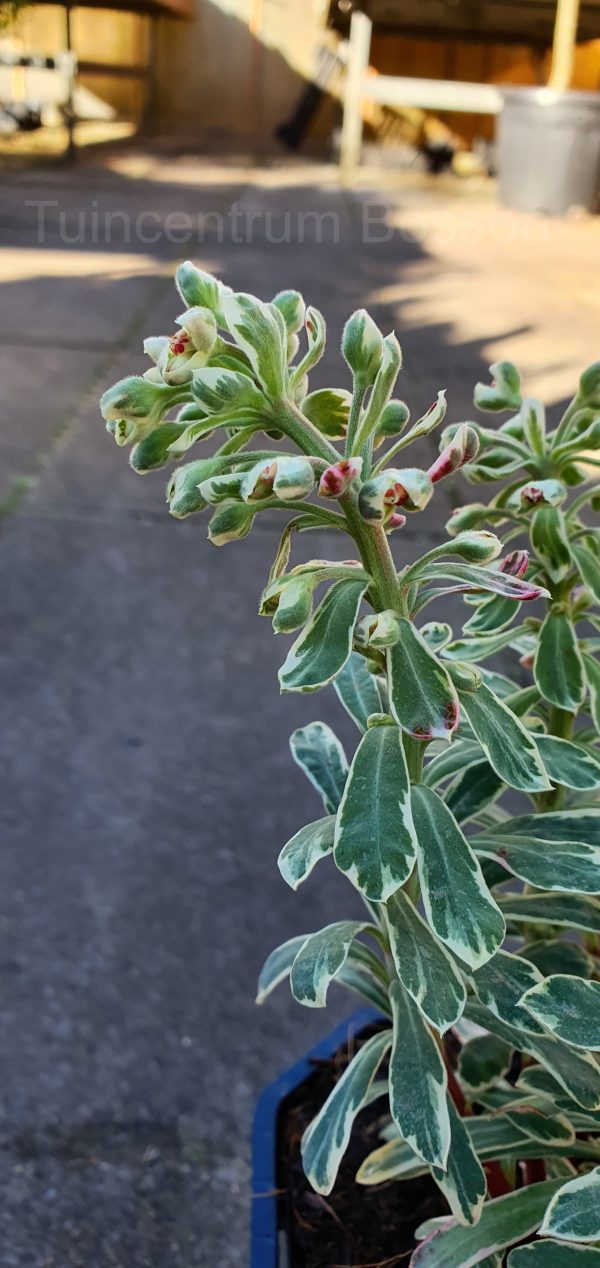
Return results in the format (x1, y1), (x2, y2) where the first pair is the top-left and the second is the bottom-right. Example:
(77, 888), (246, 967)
(340, 9), (372, 182)
(367, 74), (503, 114)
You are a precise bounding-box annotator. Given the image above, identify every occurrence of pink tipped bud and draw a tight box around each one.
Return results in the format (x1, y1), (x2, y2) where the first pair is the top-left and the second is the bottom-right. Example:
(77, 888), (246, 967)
(319, 457), (363, 498)
(387, 512), (407, 531)
(428, 423), (480, 485)
(499, 549), (529, 578)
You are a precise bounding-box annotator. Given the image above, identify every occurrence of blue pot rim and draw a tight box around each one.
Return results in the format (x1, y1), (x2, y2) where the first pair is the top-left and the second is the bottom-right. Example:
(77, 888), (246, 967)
(250, 1007), (383, 1268)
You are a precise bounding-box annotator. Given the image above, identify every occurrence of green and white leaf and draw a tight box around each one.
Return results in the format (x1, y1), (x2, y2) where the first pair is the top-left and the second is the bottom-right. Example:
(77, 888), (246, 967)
(387, 620), (459, 740)
(540, 1167), (600, 1243)
(334, 723), (416, 902)
(447, 761), (504, 823)
(470, 950), (545, 1035)
(521, 939), (594, 979)
(411, 785), (505, 970)
(572, 541), (600, 603)
(333, 652), (384, 732)
(465, 1000), (600, 1110)
(389, 980), (450, 1170)
(290, 920), (373, 1007)
(459, 1034), (513, 1092)
(256, 934), (310, 1004)
(536, 735), (600, 790)
(278, 816), (336, 890)
(459, 683), (550, 793)
(530, 506), (572, 583)
(289, 721), (348, 814)
(523, 975), (600, 1050)
(474, 834), (600, 894)
(423, 740), (481, 788)
(386, 890), (466, 1033)
(534, 608), (587, 712)
(409, 1181), (563, 1268)
(431, 1098), (487, 1228)
(301, 1029), (391, 1194)
(221, 290), (286, 397)
(486, 810), (600, 847)
(280, 579), (368, 692)
(509, 1243), (600, 1267)
(499, 892), (600, 932)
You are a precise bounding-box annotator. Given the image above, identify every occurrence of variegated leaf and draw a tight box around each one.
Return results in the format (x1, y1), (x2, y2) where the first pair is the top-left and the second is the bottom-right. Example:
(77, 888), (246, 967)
(289, 721), (348, 814)
(540, 1167), (600, 1243)
(459, 683), (550, 793)
(534, 608), (587, 712)
(220, 290), (286, 397)
(333, 652), (384, 732)
(509, 1242), (600, 1267)
(431, 1099), (487, 1228)
(474, 834), (600, 895)
(389, 980), (450, 1170)
(499, 893), (600, 932)
(465, 1000), (600, 1110)
(470, 950), (545, 1035)
(420, 561), (547, 602)
(485, 810), (600, 847)
(536, 735), (600, 790)
(387, 620), (459, 740)
(279, 579), (368, 692)
(530, 506), (572, 583)
(584, 652), (600, 729)
(334, 723), (416, 902)
(411, 785), (505, 970)
(386, 890), (466, 1033)
(572, 541), (600, 603)
(522, 939), (594, 980)
(409, 1181), (563, 1268)
(277, 816), (335, 890)
(523, 975), (600, 1050)
(290, 920), (373, 1007)
(446, 760), (503, 823)
(256, 934), (310, 1004)
(459, 1034), (513, 1093)
(301, 1029), (391, 1194)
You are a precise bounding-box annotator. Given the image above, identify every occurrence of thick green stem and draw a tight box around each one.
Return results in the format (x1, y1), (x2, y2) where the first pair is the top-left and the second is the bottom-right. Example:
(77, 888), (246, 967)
(345, 376), (368, 458)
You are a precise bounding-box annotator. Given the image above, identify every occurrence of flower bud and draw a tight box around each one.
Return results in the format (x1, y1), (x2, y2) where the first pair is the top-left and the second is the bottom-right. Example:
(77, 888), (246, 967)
(176, 261), (230, 322)
(101, 376), (183, 445)
(319, 457), (362, 498)
(167, 458), (221, 518)
(240, 456), (315, 503)
(498, 549), (529, 578)
(577, 360), (600, 409)
(272, 578), (314, 634)
(342, 309), (384, 384)
(358, 467), (433, 523)
(506, 479), (566, 511)
(445, 503), (489, 537)
(197, 470), (245, 505)
(377, 399), (410, 438)
(208, 502), (254, 546)
(428, 423), (480, 484)
(177, 306), (218, 355)
(355, 610), (401, 649)
(450, 530), (502, 565)
(474, 361), (522, 412)
(446, 661), (482, 693)
(387, 512), (407, 532)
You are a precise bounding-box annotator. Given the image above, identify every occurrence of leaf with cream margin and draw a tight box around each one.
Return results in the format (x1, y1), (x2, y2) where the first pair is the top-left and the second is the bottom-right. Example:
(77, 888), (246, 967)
(484, 810), (600, 847)
(278, 816), (336, 890)
(465, 1000), (600, 1111)
(534, 608), (587, 712)
(411, 785), (505, 970)
(535, 735), (600, 790)
(256, 934), (310, 1004)
(430, 1099), (487, 1228)
(220, 290), (287, 398)
(386, 890), (466, 1033)
(290, 920), (374, 1007)
(289, 721), (348, 814)
(334, 723), (417, 902)
(522, 975), (600, 1050)
(475, 833), (600, 895)
(300, 1030), (391, 1194)
(458, 683), (550, 793)
(540, 1167), (600, 1243)
(387, 620), (459, 740)
(334, 652), (385, 732)
(279, 579), (368, 693)
(509, 1243), (600, 1267)
(498, 893), (600, 932)
(389, 980), (450, 1170)
(469, 950), (545, 1035)
(409, 1181), (564, 1268)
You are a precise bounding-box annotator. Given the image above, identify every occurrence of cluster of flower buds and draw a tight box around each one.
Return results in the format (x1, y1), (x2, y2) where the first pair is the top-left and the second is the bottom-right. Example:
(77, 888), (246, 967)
(100, 376), (187, 446)
(143, 307), (218, 385)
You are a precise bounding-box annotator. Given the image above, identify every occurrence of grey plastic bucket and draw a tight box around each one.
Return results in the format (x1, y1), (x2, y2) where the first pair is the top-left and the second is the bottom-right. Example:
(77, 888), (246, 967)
(498, 86), (600, 215)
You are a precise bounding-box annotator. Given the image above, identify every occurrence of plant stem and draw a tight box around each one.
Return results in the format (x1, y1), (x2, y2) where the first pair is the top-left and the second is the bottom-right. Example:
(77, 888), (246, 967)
(345, 376), (368, 458)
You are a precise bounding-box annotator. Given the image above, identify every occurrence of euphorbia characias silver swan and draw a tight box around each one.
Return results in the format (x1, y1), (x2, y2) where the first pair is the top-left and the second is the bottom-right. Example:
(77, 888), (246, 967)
(100, 264), (600, 1266)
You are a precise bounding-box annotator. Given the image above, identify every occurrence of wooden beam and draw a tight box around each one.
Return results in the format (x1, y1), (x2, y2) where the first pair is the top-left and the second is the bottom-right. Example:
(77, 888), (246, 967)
(549, 0), (581, 89)
(340, 9), (372, 184)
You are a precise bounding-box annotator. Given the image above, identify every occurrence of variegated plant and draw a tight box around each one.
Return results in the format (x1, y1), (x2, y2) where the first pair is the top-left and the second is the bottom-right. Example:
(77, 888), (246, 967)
(100, 265), (600, 1266)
